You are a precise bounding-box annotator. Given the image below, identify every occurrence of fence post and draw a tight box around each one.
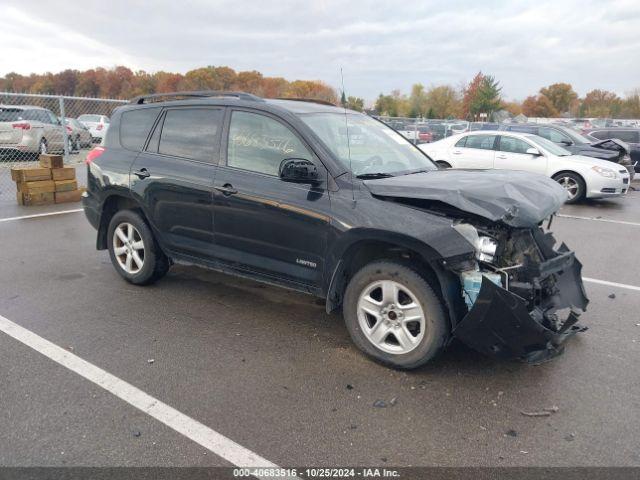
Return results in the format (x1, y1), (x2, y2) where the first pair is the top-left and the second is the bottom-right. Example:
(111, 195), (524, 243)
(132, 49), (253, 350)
(58, 96), (69, 157)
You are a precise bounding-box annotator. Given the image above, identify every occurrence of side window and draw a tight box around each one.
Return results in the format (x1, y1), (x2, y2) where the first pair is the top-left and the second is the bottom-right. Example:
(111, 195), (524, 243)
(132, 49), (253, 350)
(35, 111), (50, 123)
(589, 130), (609, 140)
(454, 137), (467, 148)
(499, 136), (533, 154)
(158, 108), (223, 163)
(227, 111), (314, 176)
(48, 112), (59, 124)
(539, 127), (570, 143)
(120, 108), (160, 151)
(611, 131), (638, 143)
(463, 135), (496, 150)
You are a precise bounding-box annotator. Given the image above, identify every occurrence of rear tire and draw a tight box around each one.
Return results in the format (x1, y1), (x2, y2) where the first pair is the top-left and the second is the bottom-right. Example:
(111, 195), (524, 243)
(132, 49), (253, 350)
(343, 261), (449, 369)
(107, 210), (170, 285)
(553, 172), (585, 203)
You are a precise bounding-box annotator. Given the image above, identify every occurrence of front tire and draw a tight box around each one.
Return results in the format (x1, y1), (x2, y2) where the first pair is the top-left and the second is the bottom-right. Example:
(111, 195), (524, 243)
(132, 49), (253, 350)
(107, 210), (170, 285)
(343, 261), (449, 369)
(553, 172), (585, 203)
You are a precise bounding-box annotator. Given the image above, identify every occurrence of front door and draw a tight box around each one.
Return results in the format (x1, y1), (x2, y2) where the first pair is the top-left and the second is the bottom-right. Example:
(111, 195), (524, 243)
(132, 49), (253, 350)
(494, 135), (548, 175)
(212, 109), (331, 287)
(449, 134), (497, 169)
(130, 106), (224, 259)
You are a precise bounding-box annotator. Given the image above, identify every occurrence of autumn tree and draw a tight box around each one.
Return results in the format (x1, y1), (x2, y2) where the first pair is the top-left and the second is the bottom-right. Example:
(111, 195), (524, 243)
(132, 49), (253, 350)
(521, 95), (559, 117)
(580, 89), (622, 117)
(461, 72), (483, 119)
(539, 83), (578, 114)
(425, 85), (460, 119)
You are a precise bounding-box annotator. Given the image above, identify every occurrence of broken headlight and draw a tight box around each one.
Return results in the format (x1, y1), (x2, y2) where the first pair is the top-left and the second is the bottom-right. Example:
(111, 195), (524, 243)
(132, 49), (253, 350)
(453, 223), (498, 263)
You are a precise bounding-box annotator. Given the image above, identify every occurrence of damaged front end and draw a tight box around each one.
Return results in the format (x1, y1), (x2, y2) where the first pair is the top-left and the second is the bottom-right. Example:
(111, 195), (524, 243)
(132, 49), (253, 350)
(447, 224), (589, 364)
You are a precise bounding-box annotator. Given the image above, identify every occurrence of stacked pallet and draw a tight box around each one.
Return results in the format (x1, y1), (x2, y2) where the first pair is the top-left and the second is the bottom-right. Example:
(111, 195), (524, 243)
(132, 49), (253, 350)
(11, 155), (85, 206)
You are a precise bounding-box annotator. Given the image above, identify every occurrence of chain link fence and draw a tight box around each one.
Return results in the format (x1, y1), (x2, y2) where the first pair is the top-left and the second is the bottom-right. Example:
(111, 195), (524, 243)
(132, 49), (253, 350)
(0, 92), (127, 205)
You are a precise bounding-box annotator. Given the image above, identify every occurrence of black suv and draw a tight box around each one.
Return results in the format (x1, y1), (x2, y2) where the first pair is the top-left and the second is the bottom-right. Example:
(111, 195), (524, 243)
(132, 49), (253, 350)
(82, 91), (588, 369)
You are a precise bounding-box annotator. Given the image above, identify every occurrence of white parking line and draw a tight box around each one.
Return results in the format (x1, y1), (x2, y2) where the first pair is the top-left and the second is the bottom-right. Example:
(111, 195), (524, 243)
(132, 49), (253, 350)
(0, 314), (282, 477)
(583, 277), (640, 292)
(0, 209), (83, 223)
(557, 214), (640, 227)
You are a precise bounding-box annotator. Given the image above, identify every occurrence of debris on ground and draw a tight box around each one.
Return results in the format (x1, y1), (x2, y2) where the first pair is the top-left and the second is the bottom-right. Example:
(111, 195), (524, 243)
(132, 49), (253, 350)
(505, 429), (518, 437)
(380, 457), (388, 463)
(373, 399), (387, 408)
(133, 431), (141, 437)
(346, 384), (354, 390)
(389, 397), (398, 406)
(521, 406), (559, 417)
(147, 359), (155, 364)
(520, 450), (529, 454)
(608, 293), (616, 299)
(564, 433), (575, 442)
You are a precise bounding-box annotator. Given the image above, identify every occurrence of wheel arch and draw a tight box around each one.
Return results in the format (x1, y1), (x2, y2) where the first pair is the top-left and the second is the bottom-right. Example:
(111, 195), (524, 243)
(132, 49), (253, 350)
(324, 231), (464, 329)
(96, 193), (147, 250)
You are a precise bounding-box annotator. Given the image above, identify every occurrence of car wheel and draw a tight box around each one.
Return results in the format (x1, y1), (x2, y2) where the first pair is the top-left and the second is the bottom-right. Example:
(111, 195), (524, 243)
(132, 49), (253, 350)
(107, 210), (170, 285)
(553, 172), (585, 203)
(71, 136), (79, 151)
(436, 161), (452, 169)
(343, 261), (449, 369)
(39, 138), (48, 155)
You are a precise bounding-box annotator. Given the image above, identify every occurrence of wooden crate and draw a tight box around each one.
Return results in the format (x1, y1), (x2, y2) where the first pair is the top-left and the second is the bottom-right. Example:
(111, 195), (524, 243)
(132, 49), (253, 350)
(55, 189), (84, 204)
(17, 191), (55, 206)
(51, 167), (76, 181)
(54, 179), (78, 192)
(11, 167), (52, 182)
(39, 154), (64, 169)
(17, 180), (56, 194)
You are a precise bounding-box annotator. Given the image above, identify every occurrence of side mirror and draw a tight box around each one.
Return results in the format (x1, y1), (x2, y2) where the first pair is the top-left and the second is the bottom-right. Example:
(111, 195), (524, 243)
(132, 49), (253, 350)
(526, 147), (541, 156)
(560, 139), (573, 146)
(279, 158), (319, 184)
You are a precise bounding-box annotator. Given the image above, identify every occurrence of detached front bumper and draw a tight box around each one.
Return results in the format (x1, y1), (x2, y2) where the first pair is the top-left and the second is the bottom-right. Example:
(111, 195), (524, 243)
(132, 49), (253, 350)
(453, 243), (589, 364)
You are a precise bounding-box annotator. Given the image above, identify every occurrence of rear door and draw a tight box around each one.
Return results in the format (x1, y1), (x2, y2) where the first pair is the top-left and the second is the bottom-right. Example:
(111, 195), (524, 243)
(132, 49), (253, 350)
(494, 135), (547, 175)
(130, 106), (223, 259)
(448, 134), (497, 169)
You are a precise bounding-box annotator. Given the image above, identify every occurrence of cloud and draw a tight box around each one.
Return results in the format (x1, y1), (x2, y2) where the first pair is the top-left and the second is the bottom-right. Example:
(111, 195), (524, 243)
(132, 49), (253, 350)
(1, 0), (639, 101)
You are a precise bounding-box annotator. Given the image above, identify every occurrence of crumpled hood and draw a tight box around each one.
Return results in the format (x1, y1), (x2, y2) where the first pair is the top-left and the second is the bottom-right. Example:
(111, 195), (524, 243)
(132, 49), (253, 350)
(364, 169), (568, 227)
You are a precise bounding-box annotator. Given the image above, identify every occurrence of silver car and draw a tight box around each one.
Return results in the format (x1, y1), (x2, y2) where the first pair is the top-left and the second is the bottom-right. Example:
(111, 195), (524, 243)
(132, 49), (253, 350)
(0, 105), (65, 158)
(77, 114), (110, 143)
(63, 117), (93, 150)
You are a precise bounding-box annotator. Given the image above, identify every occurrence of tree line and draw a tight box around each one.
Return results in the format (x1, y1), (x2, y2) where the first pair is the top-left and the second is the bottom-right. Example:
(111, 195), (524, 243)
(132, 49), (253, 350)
(0, 66), (338, 104)
(375, 72), (640, 120)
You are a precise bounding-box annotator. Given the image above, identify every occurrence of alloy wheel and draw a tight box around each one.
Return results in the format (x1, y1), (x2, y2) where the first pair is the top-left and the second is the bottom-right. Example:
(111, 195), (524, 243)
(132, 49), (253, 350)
(357, 280), (426, 354)
(113, 223), (145, 274)
(556, 176), (579, 200)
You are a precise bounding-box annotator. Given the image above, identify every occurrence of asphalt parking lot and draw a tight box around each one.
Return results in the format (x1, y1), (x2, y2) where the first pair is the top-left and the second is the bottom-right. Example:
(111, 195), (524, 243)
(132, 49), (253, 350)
(0, 181), (639, 470)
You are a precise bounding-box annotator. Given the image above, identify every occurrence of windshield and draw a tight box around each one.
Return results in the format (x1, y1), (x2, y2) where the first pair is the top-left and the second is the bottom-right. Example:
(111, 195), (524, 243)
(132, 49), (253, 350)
(298, 113), (437, 176)
(525, 135), (572, 156)
(561, 126), (593, 144)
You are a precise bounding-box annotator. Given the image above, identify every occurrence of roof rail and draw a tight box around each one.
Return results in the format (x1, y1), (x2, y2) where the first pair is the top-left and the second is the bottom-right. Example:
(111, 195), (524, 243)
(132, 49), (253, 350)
(275, 97), (336, 107)
(130, 91), (264, 104)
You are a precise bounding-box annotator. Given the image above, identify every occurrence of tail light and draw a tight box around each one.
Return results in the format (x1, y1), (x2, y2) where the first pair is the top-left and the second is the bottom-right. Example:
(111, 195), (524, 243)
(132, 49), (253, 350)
(12, 122), (31, 130)
(97, 124), (104, 131)
(85, 146), (105, 165)
(66, 126), (73, 134)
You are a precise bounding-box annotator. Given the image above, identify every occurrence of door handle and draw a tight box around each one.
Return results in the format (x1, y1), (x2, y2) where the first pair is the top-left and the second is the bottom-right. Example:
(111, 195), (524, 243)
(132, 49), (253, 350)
(452, 150), (462, 155)
(215, 183), (238, 196)
(133, 168), (150, 179)
(496, 154), (507, 159)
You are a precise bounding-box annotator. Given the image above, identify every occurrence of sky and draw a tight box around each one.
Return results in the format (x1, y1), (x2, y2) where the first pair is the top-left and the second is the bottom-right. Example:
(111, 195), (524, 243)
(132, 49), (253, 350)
(2, 0), (639, 102)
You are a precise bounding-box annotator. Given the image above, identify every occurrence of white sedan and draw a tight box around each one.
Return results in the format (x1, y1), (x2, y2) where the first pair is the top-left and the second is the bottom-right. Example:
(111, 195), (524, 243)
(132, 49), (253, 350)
(419, 130), (630, 203)
(77, 114), (110, 143)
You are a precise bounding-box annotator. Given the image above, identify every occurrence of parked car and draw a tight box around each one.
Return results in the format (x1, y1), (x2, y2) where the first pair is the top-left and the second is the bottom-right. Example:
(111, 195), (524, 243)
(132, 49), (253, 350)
(62, 117), (93, 150)
(586, 128), (640, 173)
(419, 131), (630, 203)
(469, 122), (499, 131)
(78, 114), (110, 142)
(0, 105), (65, 158)
(82, 91), (588, 369)
(570, 118), (595, 131)
(499, 123), (634, 177)
(398, 124), (433, 143)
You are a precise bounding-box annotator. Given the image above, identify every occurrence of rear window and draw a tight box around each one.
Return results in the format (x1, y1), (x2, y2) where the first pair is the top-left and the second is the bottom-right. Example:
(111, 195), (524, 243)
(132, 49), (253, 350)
(0, 108), (24, 122)
(157, 108), (223, 163)
(120, 108), (161, 151)
(79, 115), (102, 122)
(610, 130), (639, 143)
